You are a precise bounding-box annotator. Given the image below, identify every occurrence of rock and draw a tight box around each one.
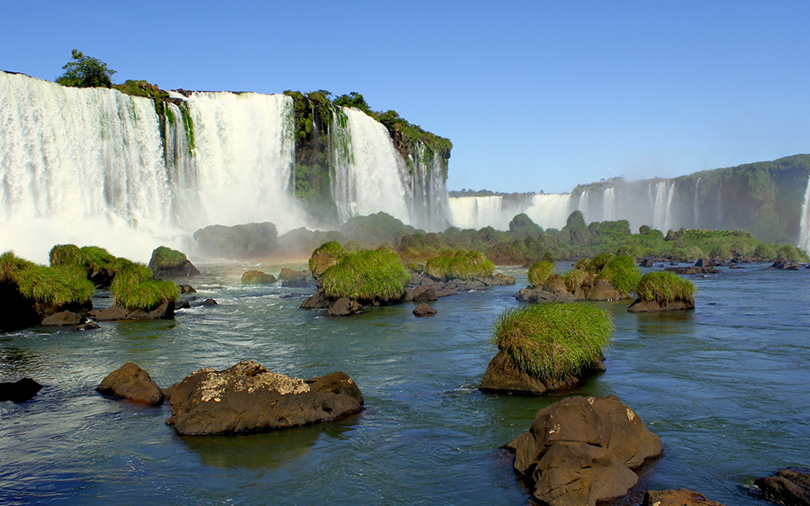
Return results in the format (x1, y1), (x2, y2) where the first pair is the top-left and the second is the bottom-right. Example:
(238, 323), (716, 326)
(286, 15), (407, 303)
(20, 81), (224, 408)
(282, 279), (310, 288)
(90, 300), (175, 321)
(41, 310), (84, 326)
(628, 298), (695, 312)
(504, 395), (663, 506)
(542, 273), (572, 298)
(301, 292), (332, 309)
(165, 360), (363, 435)
(583, 278), (627, 301)
(73, 321), (100, 331)
(420, 277), (436, 287)
(695, 258), (712, 267)
(643, 489), (726, 506)
(97, 362), (164, 405)
(309, 251), (340, 279)
(480, 350), (604, 395)
(666, 266), (717, 275)
(436, 287), (458, 297)
(194, 298), (218, 307)
(515, 287), (573, 304)
(754, 468), (810, 506)
(402, 288), (414, 302)
(241, 270), (277, 284)
(413, 303), (437, 317)
(768, 262), (802, 271)
(483, 273), (516, 285)
(0, 378), (43, 402)
(178, 284), (196, 294)
(325, 297), (364, 317)
(412, 285), (438, 302)
(176, 300), (191, 309)
(639, 257), (655, 267)
(278, 268), (311, 283)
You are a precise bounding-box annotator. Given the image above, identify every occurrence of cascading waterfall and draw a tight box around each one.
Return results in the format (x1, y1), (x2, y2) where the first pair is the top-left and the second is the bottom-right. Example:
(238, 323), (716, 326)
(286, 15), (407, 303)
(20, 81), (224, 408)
(799, 175), (810, 250)
(330, 107), (411, 224)
(603, 188), (616, 221)
(448, 196), (507, 230)
(523, 193), (573, 230)
(693, 177), (700, 227)
(407, 142), (450, 231)
(577, 190), (591, 222)
(651, 181), (669, 231)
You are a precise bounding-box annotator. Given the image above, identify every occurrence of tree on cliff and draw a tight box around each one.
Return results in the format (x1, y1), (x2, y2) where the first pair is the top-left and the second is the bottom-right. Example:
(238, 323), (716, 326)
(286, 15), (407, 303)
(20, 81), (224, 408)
(56, 49), (116, 88)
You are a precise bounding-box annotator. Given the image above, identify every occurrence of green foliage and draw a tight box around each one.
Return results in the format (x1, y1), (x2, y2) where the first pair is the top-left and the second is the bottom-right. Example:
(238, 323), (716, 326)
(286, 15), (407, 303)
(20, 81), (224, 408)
(777, 244), (806, 262)
(56, 49), (116, 88)
(562, 267), (589, 293)
(586, 252), (614, 274)
(340, 212), (416, 247)
(509, 213), (543, 237)
(111, 260), (179, 311)
(1, 251), (94, 306)
(50, 244), (118, 276)
(320, 248), (410, 302)
(113, 80), (169, 100)
(635, 272), (696, 305)
(527, 261), (554, 288)
(596, 255), (641, 295)
(308, 241), (349, 273)
(492, 303), (613, 381)
(333, 92), (371, 113)
(754, 243), (776, 259)
(149, 246), (188, 269)
(425, 249), (495, 281)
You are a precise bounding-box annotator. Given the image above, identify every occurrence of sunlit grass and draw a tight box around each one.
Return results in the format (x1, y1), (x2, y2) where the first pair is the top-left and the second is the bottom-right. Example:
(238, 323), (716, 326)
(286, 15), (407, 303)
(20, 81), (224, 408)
(320, 247), (409, 302)
(424, 249), (494, 280)
(1, 251), (94, 306)
(635, 271), (696, 304)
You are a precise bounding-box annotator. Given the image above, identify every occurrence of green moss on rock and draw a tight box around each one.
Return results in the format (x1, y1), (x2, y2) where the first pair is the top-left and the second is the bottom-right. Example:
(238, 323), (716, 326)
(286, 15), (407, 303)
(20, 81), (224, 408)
(425, 249), (494, 281)
(111, 260), (179, 311)
(320, 248), (409, 303)
(1, 251), (95, 307)
(635, 272), (696, 305)
(527, 261), (554, 288)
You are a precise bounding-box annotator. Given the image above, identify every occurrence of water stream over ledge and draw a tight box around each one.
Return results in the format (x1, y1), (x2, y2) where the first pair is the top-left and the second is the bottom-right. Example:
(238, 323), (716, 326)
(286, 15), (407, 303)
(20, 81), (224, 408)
(1, 263), (809, 505)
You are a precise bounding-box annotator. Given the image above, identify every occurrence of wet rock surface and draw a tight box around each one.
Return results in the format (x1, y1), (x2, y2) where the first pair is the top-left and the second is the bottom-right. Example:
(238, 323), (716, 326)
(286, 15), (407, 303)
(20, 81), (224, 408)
(754, 468), (810, 506)
(0, 378), (43, 402)
(480, 350), (604, 395)
(643, 488), (726, 506)
(413, 303), (436, 317)
(627, 298), (695, 312)
(97, 362), (164, 405)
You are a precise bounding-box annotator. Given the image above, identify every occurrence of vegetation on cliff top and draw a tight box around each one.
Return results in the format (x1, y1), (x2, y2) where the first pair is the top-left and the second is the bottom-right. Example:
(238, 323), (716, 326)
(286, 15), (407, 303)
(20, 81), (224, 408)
(493, 303), (613, 381)
(1, 251), (94, 306)
(635, 272), (696, 305)
(56, 49), (116, 88)
(319, 247), (410, 303)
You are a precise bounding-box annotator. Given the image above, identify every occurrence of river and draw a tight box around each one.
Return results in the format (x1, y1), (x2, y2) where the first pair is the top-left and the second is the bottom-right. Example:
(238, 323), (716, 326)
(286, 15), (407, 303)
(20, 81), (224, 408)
(1, 262), (808, 505)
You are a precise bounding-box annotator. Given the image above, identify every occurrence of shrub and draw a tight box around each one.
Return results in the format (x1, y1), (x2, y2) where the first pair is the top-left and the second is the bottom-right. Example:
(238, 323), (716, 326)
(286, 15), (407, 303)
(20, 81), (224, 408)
(111, 261), (179, 311)
(320, 248), (410, 302)
(527, 261), (555, 288)
(492, 303), (613, 381)
(708, 245), (732, 260)
(685, 246), (706, 260)
(596, 255), (641, 295)
(635, 272), (696, 305)
(149, 246), (188, 269)
(0, 251), (94, 306)
(424, 249), (494, 280)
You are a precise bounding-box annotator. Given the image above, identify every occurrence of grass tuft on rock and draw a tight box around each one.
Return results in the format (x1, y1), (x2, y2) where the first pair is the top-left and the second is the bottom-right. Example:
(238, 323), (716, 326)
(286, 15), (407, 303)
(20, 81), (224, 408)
(528, 261), (555, 288)
(320, 248), (410, 302)
(111, 260), (179, 311)
(149, 246), (188, 269)
(424, 249), (494, 281)
(562, 267), (589, 293)
(596, 254), (641, 295)
(493, 303), (613, 381)
(309, 241), (348, 271)
(50, 244), (118, 275)
(635, 272), (696, 305)
(1, 251), (94, 306)
(586, 252), (614, 274)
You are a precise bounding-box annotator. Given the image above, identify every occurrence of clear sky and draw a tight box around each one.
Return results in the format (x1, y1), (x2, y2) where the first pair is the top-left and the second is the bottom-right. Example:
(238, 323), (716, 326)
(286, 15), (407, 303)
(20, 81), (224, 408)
(4, 0), (809, 194)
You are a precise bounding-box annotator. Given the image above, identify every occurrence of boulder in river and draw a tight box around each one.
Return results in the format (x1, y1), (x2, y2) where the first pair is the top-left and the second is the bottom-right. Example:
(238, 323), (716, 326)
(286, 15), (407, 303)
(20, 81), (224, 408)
(0, 378), (43, 402)
(241, 270), (277, 284)
(504, 395), (663, 506)
(97, 362), (164, 405)
(165, 360), (363, 435)
(413, 303), (437, 317)
(643, 489), (726, 506)
(481, 350), (605, 394)
(325, 297), (364, 317)
(754, 468), (810, 506)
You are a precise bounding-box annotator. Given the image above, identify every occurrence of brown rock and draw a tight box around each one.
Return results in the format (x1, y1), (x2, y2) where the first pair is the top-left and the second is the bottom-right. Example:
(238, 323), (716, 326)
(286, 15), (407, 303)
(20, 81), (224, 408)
(241, 270), (276, 284)
(643, 489), (726, 506)
(325, 297), (364, 317)
(505, 395), (663, 506)
(413, 303), (437, 317)
(628, 298), (695, 312)
(309, 251), (340, 279)
(178, 284), (196, 294)
(0, 378), (43, 402)
(480, 350), (604, 394)
(165, 360), (363, 435)
(584, 278), (628, 301)
(90, 301), (175, 321)
(754, 469), (810, 506)
(41, 310), (84, 326)
(301, 291), (332, 309)
(412, 285), (437, 302)
(97, 362), (163, 405)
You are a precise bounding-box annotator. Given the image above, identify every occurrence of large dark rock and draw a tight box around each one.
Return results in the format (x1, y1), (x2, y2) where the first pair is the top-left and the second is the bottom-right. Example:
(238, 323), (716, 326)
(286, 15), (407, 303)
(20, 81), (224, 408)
(97, 362), (164, 405)
(325, 297), (364, 317)
(0, 378), (43, 402)
(583, 278), (628, 301)
(480, 350), (604, 394)
(0, 282), (92, 331)
(768, 262), (802, 271)
(301, 292), (332, 309)
(241, 270), (277, 284)
(165, 360), (363, 435)
(413, 303), (437, 317)
(754, 468), (810, 506)
(643, 489), (726, 506)
(515, 288), (573, 304)
(639, 257), (655, 267)
(412, 285), (437, 302)
(41, 310), (84, 326)
(90, 300), (175, 321)
(279, 268), (311, 287)
(504, 395), (663, 506)
(628, 298), (695, 312)
(666, 266), (717, 275)
(695, 258), (712, 268)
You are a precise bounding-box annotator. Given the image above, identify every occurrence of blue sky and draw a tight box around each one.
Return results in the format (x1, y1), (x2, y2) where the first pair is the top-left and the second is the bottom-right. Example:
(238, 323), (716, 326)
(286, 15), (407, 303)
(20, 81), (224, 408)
(4, 0), (809, 193)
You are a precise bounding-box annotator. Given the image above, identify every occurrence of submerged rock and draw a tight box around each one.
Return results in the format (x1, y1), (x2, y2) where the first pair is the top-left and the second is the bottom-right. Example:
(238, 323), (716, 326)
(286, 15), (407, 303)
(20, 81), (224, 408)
(90, 301), (175, 321)
(301, 292), (332, 309)
(165, 360), (363, 435)
(643, 489), (726, 506)
(504, 395), (662, 506)
(754, 468), (810, 506)
(480, 350), (604, 395)
(97, 362), (164, 406)
(0, 378), (43, 402)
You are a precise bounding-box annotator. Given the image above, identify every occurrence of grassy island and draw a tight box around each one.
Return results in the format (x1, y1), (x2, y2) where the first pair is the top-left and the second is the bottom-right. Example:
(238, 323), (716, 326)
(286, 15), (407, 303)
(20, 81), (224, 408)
(320, 247), (410, 303)
(1, 251), (94, 306)
(111, 261), (179, 311)
(527, 261), (554, 288)
(149, 246), (188, 270)
(634, 272), (696, 305)
(493, 303), (613, 381)
(424, 249), (494, 281)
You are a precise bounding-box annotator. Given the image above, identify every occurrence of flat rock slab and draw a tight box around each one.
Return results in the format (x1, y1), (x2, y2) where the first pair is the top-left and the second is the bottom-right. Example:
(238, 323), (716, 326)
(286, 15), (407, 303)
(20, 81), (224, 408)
(166, 360), (363, 435)
(504, 395), (662, 506)
(643, 489), (726, 506)
(325, 297), (363, 316)
(97, 362), (164, 405)
(41, 310), (84, 326)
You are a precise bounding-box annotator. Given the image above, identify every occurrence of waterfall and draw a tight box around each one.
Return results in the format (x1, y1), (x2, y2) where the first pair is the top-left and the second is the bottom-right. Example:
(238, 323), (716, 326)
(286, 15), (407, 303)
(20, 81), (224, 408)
(664, 181), (676, 232)
(330, 107), (411, 224)
(693, 177), (700, 227)
(577, 190), (591, 222)
(799, 175), (810, 250)
(651, 181), (669, 231)
(408, 142), (450, 231)
(603, 188), (616, 221)
(524, 193), (573, 230)
(448, 196), (506, 229)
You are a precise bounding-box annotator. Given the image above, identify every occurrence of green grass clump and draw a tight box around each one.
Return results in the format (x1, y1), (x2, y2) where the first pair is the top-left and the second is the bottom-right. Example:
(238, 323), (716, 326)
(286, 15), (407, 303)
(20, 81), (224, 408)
(320, 248), (410, 302)
(111, 260), (179, 311)
(635, 272), (696, 305)
(493, 303), (613, 381)
(149, 246), (188, 269)
(562, 267), (589, 293)
(424, 249), (494, 280)
(1, 251), (94, 306)
(308, 241), (348, 272)
(596, 254), (641, 295)
(586, 252), (613, 274)
(527, 261), (555, 288)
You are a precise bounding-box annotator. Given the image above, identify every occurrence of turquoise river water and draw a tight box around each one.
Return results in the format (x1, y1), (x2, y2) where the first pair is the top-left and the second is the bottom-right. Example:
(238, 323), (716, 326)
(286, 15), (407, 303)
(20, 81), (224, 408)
(1, 262), (808, 505)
